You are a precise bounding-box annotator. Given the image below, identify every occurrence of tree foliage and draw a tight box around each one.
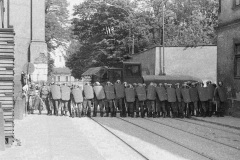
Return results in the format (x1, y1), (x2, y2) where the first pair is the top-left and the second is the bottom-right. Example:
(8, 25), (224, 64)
(66, 0), (219, 78)
(45, 0), (70, 78)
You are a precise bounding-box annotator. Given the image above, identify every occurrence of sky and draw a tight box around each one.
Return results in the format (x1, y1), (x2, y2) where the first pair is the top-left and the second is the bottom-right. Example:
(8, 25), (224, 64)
(67, 0), (85, 18)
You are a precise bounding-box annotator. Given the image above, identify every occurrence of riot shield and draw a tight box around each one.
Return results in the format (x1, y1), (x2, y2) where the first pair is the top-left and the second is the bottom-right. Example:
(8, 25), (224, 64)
(114, 83), (125, 99)
(167, 87), (176, 102)
(147, 85), (156, 100)
(61, 86), (71, 101)
(50, 85), (61, 100)
(175, 88), (182, 102)
(83, 85), (94, 100)
(72, 88), (83, 103)
(156, 87), (168, 101)
(189, 87), (199, 102)
(181, 88), (191, 103)
(136, 86), (147, 101)
(93, 85), (106, 100)
(197, 87), (208, 102)
(104, 85), (115, 100)
(125, 88), (136, 102)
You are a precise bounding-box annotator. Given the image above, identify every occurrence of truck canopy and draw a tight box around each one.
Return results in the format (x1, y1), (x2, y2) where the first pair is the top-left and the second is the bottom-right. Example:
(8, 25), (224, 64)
(143, 75), (202, 85)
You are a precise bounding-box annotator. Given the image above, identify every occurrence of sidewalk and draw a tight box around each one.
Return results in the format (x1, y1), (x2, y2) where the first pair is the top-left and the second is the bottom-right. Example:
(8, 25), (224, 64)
(0, 114), (144, 160)
(192, 116), (240, 130)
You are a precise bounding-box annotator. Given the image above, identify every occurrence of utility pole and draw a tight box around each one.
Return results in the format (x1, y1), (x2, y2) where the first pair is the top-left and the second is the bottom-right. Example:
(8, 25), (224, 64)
(162, 0), (165, 75)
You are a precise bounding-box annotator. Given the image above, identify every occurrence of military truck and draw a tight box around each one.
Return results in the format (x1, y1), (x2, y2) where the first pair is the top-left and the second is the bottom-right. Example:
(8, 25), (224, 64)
(81, 61), (201, 84)
(82, 62), (144, 84)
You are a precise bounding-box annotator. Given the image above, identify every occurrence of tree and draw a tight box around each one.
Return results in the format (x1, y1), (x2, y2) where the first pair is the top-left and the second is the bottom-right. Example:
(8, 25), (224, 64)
(45, 0), (70, 80)
(66, 0), (219, 77)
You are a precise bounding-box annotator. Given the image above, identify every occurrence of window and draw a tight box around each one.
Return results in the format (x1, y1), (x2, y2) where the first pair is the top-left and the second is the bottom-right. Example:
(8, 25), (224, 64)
(234, 43), (240, 78)
(58, 76), (60, 82)
(53, 76), (56, 82)
(125, 65), (141, 77)
(66, 76), (68, 82)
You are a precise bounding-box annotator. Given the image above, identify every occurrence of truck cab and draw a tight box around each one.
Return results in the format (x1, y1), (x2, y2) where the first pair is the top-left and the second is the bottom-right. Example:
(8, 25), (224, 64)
(81, 62), (144, 84)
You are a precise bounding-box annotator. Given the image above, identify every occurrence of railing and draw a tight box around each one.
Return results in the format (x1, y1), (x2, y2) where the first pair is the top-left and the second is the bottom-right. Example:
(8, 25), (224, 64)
(0, 0), (9, 28)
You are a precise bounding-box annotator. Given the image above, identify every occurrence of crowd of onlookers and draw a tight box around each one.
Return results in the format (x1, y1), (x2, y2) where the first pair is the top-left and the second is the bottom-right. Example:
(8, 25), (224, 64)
(24, 80), (227, 119)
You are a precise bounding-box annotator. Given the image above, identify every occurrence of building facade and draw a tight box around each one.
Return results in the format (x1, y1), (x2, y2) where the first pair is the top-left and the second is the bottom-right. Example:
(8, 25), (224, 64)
(217, 0), (240, 116)
(7, 0), (47, 97)
(52, 67), (79, 85)
(128, 46), (217, 83)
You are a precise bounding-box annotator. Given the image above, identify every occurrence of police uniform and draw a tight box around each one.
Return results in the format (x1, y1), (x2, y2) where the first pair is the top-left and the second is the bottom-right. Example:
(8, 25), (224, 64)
(50, 83), (61, 116)
(83, 83), (94, 117)
(189, 82), (199, 116)
(93, 82), (105, 117)
(206, 81), (215, 117)
(156, 83), (167, 118)
(114, 80), (126, 117)
(40, 82), (51, 115)
(61, 84), (71, 116)
(197, 82), (208, 117)
(175, 83), (184, 118)
(181, 84), (192, 118)
(136, 83), (147, 118)
(214, 81), (227, 117)
(167, 84), (177, 118)
(146, 83), (156, 117)
(104, 82), (116, 117)
(28, 84), (36, 114)
(125, 84), (136, 117)
(72, 85), (84, 117)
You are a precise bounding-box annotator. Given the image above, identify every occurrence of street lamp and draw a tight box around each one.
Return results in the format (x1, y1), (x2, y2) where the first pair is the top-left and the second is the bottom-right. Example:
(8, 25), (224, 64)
(105, 3), (134, 55)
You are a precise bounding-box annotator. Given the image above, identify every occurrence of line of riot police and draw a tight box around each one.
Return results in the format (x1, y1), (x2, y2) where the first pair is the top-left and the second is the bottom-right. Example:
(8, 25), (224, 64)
(37, 79), (227, 118)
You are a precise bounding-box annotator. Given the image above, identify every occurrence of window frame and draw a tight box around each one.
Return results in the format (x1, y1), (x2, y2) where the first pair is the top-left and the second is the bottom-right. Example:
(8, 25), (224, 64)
(234, 42), (240, 79)
(58, 76), (60, 82)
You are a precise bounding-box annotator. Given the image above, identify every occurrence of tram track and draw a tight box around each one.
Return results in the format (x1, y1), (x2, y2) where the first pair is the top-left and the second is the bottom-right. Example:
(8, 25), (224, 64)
(116, 117), (216, 160)
(190, 117), (240, 130)
(174, 118), (240, 136)
(143, 118), (240, 151)
(90, 117), (149, 160)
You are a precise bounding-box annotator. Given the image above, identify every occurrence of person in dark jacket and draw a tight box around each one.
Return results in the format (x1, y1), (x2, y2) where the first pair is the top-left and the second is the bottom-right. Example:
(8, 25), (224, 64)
(214, 81), (227, 117)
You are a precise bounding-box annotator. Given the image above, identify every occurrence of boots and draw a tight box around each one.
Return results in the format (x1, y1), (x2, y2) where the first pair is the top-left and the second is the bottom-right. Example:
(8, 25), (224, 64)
(157, 112), (161, 118)
(163, 112), (166, 118)
(152, 112), (156, 118)
(136, 112), (140, 118)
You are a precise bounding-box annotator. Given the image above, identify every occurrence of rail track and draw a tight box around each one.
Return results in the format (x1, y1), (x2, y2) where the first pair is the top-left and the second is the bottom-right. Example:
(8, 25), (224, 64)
(174, 118), (240, 136)
(143, 118), (240, 150)
(90, 117), (149, 160)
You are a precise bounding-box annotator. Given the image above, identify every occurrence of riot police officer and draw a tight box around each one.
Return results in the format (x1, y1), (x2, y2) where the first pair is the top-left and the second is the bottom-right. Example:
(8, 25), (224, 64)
(125, 84), (136, 117)
(167, 84), (177, 118)
(61, 83), (71, 116)
(40, 82), (51, 115)
(83, 82), (94, 117)
(136, 83), (147, 118)
(93, 82), (105, 117)
(50, 82), (61, 116)
(214, 81), (227, 117)
(104, 81), (116, 117)
(114, 80), (126, 117)
(146, 82), (156, 118)
(72, 85), (84, 118)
